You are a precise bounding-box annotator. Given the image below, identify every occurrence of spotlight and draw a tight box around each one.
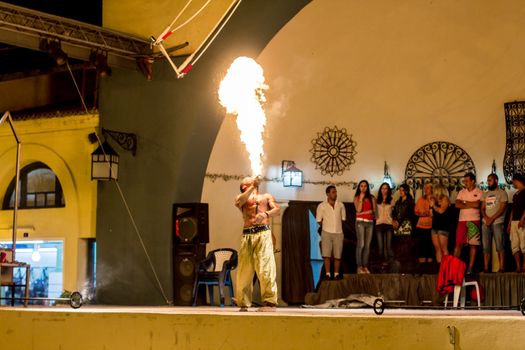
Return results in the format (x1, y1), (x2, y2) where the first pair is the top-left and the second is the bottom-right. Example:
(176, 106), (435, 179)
(89, 51), (112, 78)
(40, 39), (68, 65)
(137, 57), (154, 81)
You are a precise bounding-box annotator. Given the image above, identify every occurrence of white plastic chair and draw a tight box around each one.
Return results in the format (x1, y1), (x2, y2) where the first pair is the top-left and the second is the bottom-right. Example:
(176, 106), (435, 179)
(444, 278), (480, 308)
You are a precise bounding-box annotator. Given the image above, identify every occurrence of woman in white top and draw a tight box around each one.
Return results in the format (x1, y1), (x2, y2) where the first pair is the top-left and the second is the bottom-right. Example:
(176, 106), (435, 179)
(376, 182), (394, 262)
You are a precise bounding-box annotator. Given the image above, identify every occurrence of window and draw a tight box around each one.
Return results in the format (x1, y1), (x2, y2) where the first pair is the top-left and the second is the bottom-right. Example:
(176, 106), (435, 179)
(0, 240), (64, 305)
(2, 162), (65, 209)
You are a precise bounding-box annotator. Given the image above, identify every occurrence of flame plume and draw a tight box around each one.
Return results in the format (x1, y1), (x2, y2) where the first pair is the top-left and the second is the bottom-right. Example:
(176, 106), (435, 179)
(218, 57), (268, 176)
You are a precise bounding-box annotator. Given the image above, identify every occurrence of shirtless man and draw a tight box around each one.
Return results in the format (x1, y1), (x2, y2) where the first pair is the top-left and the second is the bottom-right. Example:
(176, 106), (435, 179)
(235, 176), (280, 311)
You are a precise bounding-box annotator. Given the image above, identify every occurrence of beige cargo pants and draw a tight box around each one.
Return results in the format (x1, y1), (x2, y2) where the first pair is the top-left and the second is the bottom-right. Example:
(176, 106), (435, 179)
(235, 229), (278, 307)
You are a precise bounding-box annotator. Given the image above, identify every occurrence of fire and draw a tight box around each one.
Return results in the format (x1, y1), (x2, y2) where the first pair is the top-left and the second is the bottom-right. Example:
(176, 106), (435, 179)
(218, 57), (268, 176)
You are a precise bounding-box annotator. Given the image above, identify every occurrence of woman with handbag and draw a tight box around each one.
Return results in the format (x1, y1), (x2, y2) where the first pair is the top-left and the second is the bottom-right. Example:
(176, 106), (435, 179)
(392, 183), (416, 272)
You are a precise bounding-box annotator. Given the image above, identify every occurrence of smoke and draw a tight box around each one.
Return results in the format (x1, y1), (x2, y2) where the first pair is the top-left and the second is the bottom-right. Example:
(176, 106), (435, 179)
(218, 57), (268, 176)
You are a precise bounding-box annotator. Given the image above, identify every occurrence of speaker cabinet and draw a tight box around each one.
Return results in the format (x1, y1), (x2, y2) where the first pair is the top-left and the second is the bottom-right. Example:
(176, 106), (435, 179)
(172, 243), (206, 306)
(173, 203), (209, 244)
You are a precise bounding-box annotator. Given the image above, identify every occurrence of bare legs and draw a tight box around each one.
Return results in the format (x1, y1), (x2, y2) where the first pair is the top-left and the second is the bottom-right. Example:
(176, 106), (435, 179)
(432, 233), (449, 263)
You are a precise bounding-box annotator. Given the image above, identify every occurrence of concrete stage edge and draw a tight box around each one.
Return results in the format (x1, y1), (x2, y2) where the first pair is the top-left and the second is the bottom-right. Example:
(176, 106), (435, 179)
(1, 306), (524, 349)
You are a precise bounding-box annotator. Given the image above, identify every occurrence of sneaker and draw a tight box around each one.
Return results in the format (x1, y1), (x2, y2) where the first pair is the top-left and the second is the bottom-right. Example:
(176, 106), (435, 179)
(357, 267), (363, 274)
(363, 267), (371, 274)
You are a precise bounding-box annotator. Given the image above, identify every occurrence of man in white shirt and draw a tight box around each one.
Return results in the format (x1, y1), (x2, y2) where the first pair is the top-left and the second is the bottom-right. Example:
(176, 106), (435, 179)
(316, 185), (346, 280)
(455, 172), (483, 274)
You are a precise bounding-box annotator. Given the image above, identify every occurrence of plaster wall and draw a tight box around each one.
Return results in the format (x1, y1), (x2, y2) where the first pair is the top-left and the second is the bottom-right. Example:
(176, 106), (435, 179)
(202, 0), (525, 297)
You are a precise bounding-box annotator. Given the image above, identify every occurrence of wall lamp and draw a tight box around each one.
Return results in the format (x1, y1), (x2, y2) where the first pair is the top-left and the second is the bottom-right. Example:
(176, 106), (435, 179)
(89, 128), (137, 181)
(282, 160), (303, 187)
(382, 161), (395, 189)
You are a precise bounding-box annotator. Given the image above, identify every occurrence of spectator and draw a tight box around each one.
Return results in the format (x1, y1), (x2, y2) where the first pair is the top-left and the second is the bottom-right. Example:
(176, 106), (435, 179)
(376, 182), (394, 263)
(392, 183), (415, 272)
(354, 180), (376, 274)
(414, 183), (434, 265)
(508, 173), (525, 272)
(454, 172), (483, 274)
(316, 185), (346, 280)
(481, 174), (507, 272)
(430, 184), (452, 263)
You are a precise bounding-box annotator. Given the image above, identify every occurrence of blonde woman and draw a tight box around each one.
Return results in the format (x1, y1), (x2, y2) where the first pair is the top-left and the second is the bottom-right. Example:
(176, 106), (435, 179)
(430, 184), (451, 263)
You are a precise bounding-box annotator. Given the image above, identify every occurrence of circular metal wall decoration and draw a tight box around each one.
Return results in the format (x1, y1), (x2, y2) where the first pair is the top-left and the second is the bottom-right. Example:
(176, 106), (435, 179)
(310, 126), (357, 176)
(404, 141), (476, 190)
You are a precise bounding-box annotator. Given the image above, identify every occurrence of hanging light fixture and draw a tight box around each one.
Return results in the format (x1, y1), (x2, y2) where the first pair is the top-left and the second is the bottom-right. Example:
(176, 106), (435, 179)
(282, 160), (303, 187)
(91, 141), (119, 181)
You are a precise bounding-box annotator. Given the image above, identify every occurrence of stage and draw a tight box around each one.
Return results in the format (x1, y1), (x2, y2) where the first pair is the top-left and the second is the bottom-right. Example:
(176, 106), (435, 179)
(305, 273), (525, 307)
(1, 305), (525, 349)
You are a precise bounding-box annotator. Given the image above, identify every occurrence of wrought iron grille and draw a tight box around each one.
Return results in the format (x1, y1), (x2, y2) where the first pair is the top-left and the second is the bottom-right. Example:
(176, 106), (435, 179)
(310, 126), (357, 176)
(404, 141), (476, 190)
(503, 101), (525, 184)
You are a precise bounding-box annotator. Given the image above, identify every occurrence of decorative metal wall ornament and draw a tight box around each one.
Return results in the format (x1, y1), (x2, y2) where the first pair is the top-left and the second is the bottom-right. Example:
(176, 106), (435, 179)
(102, 128), (137, 156)
(404, 141), (476, 190)
(309, 126), (357, 176)
(503, 101), (525, 184)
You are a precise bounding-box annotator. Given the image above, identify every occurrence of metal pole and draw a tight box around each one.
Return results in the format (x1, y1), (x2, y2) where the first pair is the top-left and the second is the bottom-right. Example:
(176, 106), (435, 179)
(12, 141), (21, 261)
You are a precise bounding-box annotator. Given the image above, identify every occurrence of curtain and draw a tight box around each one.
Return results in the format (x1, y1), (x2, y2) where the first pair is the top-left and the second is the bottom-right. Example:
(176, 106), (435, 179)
(282, 200), (356, 304)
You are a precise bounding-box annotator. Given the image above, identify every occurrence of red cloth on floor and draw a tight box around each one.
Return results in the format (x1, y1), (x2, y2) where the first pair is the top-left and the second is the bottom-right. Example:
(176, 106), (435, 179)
(436, 255), (466, 295)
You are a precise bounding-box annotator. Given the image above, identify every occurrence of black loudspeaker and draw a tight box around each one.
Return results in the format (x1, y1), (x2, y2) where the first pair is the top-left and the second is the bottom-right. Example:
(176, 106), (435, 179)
(173, 243), (206, 306)
(173, 203), (209, 244)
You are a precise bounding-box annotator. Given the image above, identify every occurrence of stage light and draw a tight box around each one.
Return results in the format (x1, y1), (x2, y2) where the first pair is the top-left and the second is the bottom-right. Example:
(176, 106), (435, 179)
(282, 160), (303, 187)
(91, 141), (119, 181)
(40, 39), (68, 65)
(89, 51), (112, 78)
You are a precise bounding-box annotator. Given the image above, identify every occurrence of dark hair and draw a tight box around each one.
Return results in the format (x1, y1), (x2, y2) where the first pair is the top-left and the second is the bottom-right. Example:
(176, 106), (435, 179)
(326, 185), (336, 194)
(398, 183), (413, 201)
(377, 182), (392, 205)
(488, 173), (499, 182)
(464, 172), (476, 182)
(355, 180), (372, 203)
(513, 173), (525, 185)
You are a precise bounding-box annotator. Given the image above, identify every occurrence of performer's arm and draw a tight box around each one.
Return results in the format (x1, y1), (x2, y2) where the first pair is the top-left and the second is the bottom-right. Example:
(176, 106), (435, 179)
(265, 194), (281, 218)
(235, 181), (258, 208)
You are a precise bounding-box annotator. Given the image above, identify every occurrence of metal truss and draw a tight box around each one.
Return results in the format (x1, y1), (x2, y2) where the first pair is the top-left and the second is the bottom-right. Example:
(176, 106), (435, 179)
(0, 1), (153, 70)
